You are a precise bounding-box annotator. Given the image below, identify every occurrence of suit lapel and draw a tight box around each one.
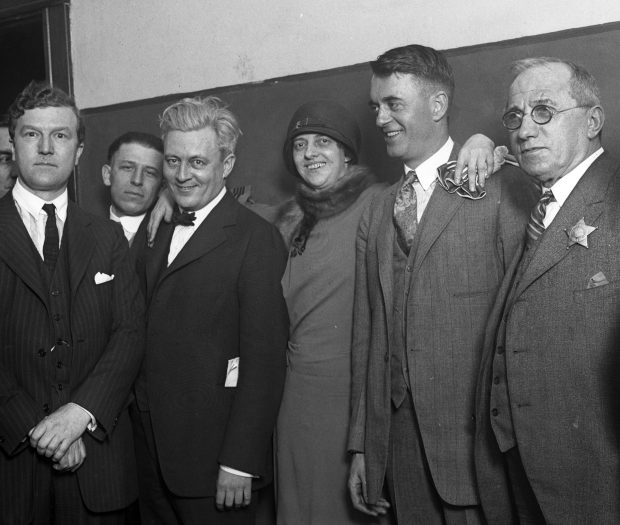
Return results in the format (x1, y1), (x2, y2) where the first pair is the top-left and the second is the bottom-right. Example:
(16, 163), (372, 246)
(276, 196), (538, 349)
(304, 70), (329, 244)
(153, 193), (236, 288)
(145, 221), (174, 303)
(0, 195), (48, 304)
(377, 186), (397, 312)
(516, 153), (613, 296)
(411, 144), (465, 277)
(65, 202), (95, 298)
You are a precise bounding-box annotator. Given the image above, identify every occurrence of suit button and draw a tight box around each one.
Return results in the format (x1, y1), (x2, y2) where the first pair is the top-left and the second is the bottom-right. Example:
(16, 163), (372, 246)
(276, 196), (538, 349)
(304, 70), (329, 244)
(491, 408), (498, 416)
(51, 290), (60, 296)
(56, 361), (63, 368)
(57, 384), (63, 391)
(493, 376), (500, 385)
(43, 403), (50, 413)
(53, 314), (62, 321)
(38, 348), (46, 357)
(384, 353), (389, 362)
(497, 346), (505, 355)
(406, 265), (412, 272)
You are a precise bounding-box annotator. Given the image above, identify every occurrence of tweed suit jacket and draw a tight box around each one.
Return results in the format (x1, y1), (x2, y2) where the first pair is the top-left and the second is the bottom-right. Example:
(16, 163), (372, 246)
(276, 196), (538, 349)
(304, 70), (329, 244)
(348, 146), (538, 507)
(0, 194), (145, 523)
(137, 192), (288, 497)
(475, 152), (620, 524)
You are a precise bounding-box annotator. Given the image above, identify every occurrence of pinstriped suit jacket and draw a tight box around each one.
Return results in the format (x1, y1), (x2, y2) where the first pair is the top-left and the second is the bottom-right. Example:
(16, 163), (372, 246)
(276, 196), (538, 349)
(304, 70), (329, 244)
(348, 146), (537, 507)
(476, 153), (620, 524)
(0, 194), (145, 523)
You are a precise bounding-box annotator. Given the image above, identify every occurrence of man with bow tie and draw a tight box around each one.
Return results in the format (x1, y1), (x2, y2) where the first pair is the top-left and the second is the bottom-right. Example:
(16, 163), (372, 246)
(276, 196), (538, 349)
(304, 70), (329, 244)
(133, 95), (288, 524)
(0, 82), (144, 523)
(347, 45), (538, 524)
(475, 57), (620, 524)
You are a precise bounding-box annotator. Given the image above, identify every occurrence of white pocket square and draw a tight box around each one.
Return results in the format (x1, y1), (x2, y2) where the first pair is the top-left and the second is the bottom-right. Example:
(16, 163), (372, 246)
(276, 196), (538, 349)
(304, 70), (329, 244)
(94, 272), (115, 285)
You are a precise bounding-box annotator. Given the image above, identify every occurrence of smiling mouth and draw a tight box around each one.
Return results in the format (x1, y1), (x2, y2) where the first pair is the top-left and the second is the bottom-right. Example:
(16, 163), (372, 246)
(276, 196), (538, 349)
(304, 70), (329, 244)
(383, 129), (402, 140)
(175, 184), (196, 193)
(520, 146), (546, 155)
(305, 162), (326, 170)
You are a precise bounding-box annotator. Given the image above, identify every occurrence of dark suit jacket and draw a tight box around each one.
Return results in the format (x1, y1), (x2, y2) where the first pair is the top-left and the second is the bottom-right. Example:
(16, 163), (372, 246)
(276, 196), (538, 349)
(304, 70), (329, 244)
(136, 192), (288, 498)
(475, 152), (620, 524)
(0, 194), (145, 523)
(348, 147), (537, 507)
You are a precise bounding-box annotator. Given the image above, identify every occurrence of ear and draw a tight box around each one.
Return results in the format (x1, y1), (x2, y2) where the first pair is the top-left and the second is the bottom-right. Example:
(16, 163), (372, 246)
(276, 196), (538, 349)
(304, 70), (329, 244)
(75, 142), (85, 167)
(101, 163), (112, 186)
(430, 90), (450, 122)
(586, 105), (604, 139)
(222, 153), (236, 180)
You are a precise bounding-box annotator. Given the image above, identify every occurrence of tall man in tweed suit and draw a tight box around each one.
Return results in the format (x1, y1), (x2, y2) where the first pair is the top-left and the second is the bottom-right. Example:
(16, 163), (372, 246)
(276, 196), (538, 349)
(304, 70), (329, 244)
(347, 45), (537, 524)
(0, 82), (144, 524)
(476, 57), (620, 524)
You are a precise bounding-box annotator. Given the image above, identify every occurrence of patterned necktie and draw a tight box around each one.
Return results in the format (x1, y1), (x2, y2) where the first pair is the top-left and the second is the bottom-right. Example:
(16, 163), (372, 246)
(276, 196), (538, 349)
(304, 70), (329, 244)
(526, 190), (556, 246)
(393, 170), (418, 254)
(171, 209), (196, 227)
(42, 203), (60, 269)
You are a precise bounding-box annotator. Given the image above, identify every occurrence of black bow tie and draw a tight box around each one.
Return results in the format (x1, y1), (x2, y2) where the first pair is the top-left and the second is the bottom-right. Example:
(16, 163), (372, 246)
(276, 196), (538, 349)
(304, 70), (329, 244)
(172, 209), (196, 226)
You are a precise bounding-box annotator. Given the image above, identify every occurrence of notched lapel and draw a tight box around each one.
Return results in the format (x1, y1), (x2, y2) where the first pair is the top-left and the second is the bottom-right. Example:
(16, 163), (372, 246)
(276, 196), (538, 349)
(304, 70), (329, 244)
(0, 196), (47, 303)
(517, 154), (612, 295)
(146, 222), (174, 300)
(65, 204), (95, 298)
(377, 187), (396, 310)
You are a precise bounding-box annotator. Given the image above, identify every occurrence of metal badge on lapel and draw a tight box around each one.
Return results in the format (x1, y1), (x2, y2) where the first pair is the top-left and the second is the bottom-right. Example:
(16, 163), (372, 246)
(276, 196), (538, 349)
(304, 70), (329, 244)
(566, 217), (597, 248)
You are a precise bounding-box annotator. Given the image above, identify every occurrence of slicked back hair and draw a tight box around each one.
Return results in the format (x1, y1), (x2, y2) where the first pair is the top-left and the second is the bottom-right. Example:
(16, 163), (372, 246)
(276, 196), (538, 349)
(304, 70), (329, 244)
(159, 96), (242, 157)
(107, 131), (163, 162)
(371, 44), (455, 106)
(8, 81), (84, 142)
(510, 57), (601, 107)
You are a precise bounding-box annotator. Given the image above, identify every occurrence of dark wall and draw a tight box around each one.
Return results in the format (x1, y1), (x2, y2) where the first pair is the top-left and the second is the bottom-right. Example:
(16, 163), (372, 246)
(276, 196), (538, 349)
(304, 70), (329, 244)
(78, 22), (620, 217)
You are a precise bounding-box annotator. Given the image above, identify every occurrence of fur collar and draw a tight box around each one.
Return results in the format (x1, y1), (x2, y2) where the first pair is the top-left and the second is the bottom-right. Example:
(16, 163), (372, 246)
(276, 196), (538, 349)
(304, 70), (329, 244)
(275, 165), (376, 254)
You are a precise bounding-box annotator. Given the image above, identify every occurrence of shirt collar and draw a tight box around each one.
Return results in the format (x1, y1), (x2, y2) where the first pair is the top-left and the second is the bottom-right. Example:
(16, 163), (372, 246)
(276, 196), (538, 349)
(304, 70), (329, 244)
(404, 137), (454, 191)
(12, 178), (68, 221)
(183, 186), (227, 230)
(109, 206), (146, 234)
(547, 148), (604, 205)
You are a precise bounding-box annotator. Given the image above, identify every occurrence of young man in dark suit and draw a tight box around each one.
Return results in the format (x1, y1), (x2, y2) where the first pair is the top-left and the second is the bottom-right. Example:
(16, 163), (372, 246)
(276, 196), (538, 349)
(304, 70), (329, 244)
(347, 45), (537, 524)
(476, 57), (620, 524)
(133, 95), (288, 524)
(0, 82), (144, 523)
(101, 131), (163, 255)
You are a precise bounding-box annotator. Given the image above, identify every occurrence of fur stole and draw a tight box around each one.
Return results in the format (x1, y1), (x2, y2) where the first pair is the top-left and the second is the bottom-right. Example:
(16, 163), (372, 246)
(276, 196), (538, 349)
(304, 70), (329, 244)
(275, 165), (376, 255)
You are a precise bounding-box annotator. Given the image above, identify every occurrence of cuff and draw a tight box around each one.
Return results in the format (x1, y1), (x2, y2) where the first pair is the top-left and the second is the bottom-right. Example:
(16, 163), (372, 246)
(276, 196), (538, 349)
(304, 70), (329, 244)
(220, 465), (258, 478)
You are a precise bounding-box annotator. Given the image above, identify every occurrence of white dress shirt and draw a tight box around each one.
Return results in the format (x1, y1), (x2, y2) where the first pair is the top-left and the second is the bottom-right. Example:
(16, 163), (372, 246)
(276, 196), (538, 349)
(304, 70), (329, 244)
(12, 179), (97, 431)
(167, 187), (226, 266)
(109, 207), (146, 246)
(403, 137), (454, 222)
(543, 148), (604, 227)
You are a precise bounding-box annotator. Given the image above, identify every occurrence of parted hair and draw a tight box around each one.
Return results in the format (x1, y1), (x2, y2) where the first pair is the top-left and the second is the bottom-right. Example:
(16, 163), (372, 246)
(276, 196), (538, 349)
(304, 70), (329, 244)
(371, 44), (455, 105)
(107, 131), (163, 162)
(511, 57), (601, 107)
(159, 96), (242, 157)
(8, 81), (84, 142)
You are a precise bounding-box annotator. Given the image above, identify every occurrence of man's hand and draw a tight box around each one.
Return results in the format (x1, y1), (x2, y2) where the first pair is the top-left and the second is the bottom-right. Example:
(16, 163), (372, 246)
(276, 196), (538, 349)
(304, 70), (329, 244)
(454, 133), (496, 191)
(52, 437), (87, 472)
(215, 468), (252, 510)
(28, 403), (90, 462)
(348, 453), (390, 516)
(147, 187), (174, 246)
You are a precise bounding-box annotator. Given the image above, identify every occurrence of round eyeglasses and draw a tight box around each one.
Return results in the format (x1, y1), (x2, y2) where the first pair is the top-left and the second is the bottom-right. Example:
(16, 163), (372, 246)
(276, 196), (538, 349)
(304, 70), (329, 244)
(502, 104), (590, 130)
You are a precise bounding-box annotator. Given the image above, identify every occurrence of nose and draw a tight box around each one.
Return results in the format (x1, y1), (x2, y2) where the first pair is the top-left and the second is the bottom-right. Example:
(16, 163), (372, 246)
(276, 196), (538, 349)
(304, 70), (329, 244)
(38, 135), (53, 155)
(304, 142), (318, 158)
(176, 161), (191, 182)
(517, 112), (539, 141)
(130, 168), (144, 186)
(375, 105), (391, 127)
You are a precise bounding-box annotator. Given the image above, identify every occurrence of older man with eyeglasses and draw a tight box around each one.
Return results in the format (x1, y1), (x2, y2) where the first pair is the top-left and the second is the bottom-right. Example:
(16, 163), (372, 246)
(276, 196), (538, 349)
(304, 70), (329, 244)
(475, 57), (620, 524)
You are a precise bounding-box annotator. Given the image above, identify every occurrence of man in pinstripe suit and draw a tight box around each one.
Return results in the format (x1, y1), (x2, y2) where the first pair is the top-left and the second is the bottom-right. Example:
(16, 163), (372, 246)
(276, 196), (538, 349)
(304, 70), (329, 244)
(0, 82), (144, 524)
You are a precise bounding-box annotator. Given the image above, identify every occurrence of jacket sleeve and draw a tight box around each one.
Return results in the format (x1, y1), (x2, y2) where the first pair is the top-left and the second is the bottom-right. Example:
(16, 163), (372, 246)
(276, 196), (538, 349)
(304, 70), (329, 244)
(348, 199), (373, 453)
(217, 223), (288, 476)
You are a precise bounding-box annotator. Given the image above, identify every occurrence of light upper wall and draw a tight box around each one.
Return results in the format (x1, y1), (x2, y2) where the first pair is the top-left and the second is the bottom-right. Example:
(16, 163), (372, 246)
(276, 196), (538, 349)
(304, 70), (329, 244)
(70, 0), (620, 109)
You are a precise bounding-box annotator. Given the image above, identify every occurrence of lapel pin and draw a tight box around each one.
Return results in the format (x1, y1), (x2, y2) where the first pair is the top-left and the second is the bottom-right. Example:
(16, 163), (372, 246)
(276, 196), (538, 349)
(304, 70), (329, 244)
(566, 217), (597, 248)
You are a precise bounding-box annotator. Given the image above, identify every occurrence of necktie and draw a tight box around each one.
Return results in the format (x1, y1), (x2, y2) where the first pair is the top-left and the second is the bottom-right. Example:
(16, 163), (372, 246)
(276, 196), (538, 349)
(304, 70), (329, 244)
(526, 190), (556, 246)
(42, 203), (59, 269)
(171, 209), (196, 227)
(393, 170), (418, 254)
